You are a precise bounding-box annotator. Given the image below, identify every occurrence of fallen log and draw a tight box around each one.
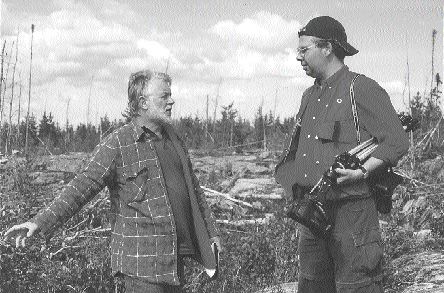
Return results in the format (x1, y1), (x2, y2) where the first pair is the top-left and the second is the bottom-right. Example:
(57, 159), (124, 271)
(202, 186), (254, 208)
(216, 218), (269, 226)
(216, 213), (274, 226)
(221, 166), (248, 193)
(237, 193), (283, 200)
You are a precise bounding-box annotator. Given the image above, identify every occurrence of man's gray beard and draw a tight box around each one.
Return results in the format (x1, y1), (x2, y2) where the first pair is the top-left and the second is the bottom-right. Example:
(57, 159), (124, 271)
(148, 115), (172, 128)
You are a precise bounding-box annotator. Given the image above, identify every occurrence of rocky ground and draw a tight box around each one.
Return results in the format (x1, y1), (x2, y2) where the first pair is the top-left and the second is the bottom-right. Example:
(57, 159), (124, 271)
(1, 150), (443, 292)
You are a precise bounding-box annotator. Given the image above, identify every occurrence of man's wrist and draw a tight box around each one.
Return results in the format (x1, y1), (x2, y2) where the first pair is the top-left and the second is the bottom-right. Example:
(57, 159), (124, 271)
(358, 166), (368, 179)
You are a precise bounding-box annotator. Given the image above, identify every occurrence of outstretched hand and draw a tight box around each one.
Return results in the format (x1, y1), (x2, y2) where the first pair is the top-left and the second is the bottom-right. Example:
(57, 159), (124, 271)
(4, 222), (39, 248)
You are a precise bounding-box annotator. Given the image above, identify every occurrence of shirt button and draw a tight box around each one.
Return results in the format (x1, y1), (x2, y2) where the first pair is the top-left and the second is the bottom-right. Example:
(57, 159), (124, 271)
(307, 134), (311, 138)
(312, 116), (316, 119)
(316, 161), (320, 164)
(317, 98), (321, 102)
(304, 174), (308, 178)
(315, 135), (318, 139)
(326, 104), (329, 107)
(303, 153), (307, 157)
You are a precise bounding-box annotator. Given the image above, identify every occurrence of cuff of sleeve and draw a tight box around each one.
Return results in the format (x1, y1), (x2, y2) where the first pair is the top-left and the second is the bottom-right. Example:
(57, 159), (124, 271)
(371, 145), (398, 166)
(30, 213), (56, 236)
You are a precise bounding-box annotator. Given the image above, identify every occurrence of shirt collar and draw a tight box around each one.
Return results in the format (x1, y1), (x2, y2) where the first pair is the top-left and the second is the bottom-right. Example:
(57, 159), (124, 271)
(132, 120), (165, 141)
(315, 65), (349, 87)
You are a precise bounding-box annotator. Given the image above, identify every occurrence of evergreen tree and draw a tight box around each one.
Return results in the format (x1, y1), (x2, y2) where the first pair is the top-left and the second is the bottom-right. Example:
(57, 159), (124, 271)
(100, 114), (112, 139)
(18, 114), (38, 152)
(254, 105), (264, 148)
(220, 102), (237, 147)
(233, 116), (252, 153)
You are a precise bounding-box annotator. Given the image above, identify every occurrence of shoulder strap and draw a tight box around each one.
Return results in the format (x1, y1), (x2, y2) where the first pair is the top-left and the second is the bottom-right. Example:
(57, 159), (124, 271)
(349, 74), (362, 145)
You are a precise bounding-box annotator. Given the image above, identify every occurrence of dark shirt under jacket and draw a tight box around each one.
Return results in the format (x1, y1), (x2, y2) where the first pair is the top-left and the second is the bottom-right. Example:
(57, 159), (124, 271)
(150, 129), (197, 256)
(293, 66), (409, 190)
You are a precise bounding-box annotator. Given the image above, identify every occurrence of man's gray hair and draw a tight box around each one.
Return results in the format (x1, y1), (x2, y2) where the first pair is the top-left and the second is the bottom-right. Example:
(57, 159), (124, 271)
(123, 70), (172, 119)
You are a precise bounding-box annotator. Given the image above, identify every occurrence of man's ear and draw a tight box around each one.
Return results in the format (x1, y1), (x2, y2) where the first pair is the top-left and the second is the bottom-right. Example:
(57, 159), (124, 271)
(139, 96), (149, 110)
(322, 42), (333, 57)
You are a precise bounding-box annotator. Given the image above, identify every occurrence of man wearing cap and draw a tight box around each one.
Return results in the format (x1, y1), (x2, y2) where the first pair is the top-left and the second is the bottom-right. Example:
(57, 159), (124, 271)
(5, 70), (221, 292)
(275, 16), (409, 292)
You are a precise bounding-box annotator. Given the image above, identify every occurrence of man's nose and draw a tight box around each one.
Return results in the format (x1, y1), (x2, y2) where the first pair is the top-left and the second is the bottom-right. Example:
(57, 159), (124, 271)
(168, 97), (175, 105)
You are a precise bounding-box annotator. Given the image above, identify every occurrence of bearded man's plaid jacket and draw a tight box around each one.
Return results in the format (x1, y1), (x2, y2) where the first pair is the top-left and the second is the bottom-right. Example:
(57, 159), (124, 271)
(31, 121), (219, 285)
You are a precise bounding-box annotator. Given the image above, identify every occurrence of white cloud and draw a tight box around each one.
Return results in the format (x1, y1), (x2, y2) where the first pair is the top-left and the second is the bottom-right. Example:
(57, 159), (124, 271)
(380, 80), (404, 94)
(210, 11), (301, 49)
(99, 0), (138, 23)
(185, 47), (299, 81)
(2, 5), (308, 125)
(52, 0), (78, 10)
(45, 11), (135, 47)
(137, 39), (171, 60)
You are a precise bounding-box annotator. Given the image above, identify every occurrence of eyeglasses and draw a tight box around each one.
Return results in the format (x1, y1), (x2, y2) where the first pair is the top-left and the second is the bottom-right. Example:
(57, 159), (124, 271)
(296, 44), (316, 56)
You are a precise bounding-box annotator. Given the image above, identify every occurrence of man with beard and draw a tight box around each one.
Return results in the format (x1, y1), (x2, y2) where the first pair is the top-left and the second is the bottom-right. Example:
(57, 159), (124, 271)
(5, 70), (221, 292)
(275, 16), (409, 292)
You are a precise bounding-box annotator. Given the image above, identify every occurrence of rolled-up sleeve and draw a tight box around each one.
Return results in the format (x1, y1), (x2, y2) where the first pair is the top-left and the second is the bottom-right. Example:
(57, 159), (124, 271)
(355, 77), (409, 166)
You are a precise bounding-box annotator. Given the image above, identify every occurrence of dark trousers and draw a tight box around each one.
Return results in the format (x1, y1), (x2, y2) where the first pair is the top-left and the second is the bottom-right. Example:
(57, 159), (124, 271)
(297, 196), (384, 293)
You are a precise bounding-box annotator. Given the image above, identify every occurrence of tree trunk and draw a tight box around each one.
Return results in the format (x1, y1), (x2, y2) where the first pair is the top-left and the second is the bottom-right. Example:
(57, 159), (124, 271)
(0, 41), (14, 152)
(25, 24), (35, 156)
(0, 41), (5, 153)
(7, 33), (19, 154)
(16, 76), (22, 149)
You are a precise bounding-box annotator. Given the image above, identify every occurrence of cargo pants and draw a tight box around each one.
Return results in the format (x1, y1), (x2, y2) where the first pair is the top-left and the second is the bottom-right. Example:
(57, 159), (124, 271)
(297, 195), (384, 293)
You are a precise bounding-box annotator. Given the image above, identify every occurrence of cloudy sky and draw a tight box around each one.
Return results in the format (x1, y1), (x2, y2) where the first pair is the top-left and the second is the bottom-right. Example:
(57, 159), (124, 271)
(0, 0), (442, 126)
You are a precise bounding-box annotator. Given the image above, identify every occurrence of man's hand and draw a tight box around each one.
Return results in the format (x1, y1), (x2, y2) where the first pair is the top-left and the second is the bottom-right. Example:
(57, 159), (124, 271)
(334, 168), (364, 185)
(4, 222), (39, 248)
(335, 157), (385, 185)
(210, 236), (223, 253)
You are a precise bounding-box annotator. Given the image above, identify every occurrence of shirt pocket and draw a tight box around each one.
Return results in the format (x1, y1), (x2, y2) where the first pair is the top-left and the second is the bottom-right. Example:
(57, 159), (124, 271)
(317, 119), (358, 144)
(120, 159), (162, 203)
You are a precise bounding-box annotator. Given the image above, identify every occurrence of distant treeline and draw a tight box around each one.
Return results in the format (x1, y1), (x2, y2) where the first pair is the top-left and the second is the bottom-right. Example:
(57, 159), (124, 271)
(0, 89), (442, 157)
(0, 103), (296, 156)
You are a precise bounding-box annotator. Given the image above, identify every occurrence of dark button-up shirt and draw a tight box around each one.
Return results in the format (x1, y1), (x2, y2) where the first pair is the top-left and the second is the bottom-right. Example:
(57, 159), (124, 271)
(289, 66), (409, 193)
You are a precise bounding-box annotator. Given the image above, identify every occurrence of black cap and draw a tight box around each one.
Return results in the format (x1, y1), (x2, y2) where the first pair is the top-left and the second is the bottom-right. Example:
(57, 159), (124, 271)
(298, 16), (358, 56)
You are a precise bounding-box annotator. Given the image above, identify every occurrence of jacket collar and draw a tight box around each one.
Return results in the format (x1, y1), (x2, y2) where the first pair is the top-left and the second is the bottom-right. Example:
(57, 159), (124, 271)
(131, 120), (165, 142)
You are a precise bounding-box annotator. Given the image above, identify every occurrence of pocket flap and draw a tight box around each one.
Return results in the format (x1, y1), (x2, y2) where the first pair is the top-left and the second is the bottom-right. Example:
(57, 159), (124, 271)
(317, 120), (358, 143)
(121, 159), (156, 180)
(317, 121), (335, 141)
(352, 228), (382, 247)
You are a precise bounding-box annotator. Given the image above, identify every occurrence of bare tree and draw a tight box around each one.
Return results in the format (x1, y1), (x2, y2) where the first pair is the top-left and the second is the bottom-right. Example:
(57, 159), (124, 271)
(65, 97), (70, 151)
(25, 24), (35, 156)
(205, 94), (209, 148)
(0, 41), (14, 140)
(0, 41), (6, 135)
(16, 72), (22, 148)
(0, 41), (6, 154)
(6, 32), (19, 154)
(212, 78), (222, 135)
